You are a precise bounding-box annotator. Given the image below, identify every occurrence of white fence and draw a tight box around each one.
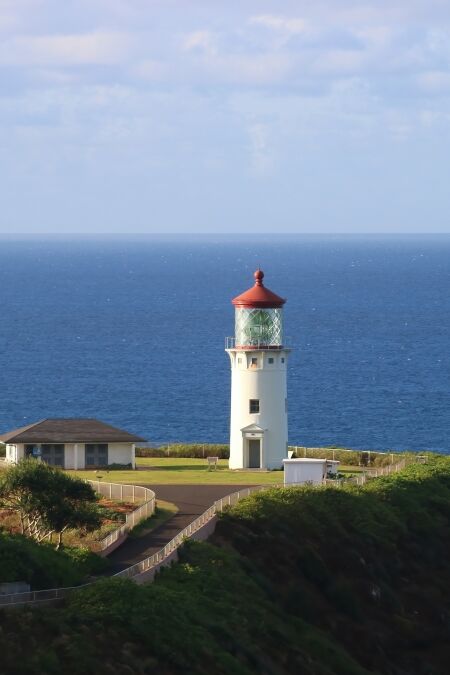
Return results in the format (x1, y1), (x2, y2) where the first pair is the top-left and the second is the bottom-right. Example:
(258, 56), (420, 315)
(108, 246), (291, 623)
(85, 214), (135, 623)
(87, 481), (155, 552)
(348, 458), (408, 485)
(0, 584), (91, 606)
(324, 457), (413, 488)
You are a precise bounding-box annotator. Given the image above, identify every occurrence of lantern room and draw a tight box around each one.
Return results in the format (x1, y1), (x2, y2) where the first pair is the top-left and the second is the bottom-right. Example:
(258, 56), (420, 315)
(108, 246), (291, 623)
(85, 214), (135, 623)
(231, 270), (286, 348)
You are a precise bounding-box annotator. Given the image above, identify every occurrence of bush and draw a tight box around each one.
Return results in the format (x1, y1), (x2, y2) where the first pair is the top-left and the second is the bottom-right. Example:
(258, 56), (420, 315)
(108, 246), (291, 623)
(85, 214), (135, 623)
(136, 444), (230, 459)
(289, 446), (415, 467)
(135, 447), (167, 458)
(0, 532), (106, 589)
(63, 546), (109, 576)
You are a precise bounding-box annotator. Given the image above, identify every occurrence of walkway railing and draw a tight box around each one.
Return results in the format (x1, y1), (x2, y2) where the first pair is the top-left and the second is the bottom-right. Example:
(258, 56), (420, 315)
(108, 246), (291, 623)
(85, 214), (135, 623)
(87, 481), (155, 552)
(0, 584), (91, 606)
(115, 485), (275, 580)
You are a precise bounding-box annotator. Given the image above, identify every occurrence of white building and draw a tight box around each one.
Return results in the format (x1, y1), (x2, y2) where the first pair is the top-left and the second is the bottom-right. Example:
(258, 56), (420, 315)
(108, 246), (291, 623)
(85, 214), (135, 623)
(226, 269), (290, 470)
(283, 458), (327, 485)
(0, 418), (144, 469)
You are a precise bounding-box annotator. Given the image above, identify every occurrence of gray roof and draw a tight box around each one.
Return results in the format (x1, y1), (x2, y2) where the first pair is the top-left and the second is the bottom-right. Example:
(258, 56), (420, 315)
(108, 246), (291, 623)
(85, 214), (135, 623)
(0, 418), (146, 444)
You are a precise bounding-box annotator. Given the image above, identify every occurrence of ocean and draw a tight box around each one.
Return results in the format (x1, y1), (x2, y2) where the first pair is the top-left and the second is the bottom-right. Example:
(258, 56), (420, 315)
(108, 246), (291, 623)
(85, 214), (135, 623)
(0, 235), (448, 453)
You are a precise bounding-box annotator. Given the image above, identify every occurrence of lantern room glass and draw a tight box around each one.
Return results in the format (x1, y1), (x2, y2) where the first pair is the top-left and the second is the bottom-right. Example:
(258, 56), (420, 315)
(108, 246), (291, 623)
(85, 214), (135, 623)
(235, 308), (283, 347)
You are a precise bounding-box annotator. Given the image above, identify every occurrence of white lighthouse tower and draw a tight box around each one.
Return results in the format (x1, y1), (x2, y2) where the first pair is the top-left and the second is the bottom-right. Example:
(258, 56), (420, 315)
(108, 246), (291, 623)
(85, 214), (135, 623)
(226, 269), (290, 470)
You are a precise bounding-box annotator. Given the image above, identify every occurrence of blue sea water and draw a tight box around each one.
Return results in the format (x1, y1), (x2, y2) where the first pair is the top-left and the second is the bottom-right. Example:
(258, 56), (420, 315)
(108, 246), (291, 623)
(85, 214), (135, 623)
(0, 235), (448, 453)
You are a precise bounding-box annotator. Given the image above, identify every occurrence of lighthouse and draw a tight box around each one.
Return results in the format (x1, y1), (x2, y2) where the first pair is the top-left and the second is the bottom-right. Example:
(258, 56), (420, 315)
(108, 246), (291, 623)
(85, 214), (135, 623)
(226, 269), (290, 470)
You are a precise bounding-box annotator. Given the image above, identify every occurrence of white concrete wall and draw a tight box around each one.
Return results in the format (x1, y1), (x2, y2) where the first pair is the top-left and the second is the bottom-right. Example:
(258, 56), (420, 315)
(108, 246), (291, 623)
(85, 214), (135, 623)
(227, 349), (289, 469)
(283, 459), (326, 485)
(5, 444), (21, 463)
(107, 443), (134, 466)
(4, 442), (134, 469)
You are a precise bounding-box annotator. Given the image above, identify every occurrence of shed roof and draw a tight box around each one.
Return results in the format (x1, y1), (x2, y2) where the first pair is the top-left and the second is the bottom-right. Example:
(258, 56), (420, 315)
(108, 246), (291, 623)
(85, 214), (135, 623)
(0, 418), (146, 444)
(283, 458), (327, 464)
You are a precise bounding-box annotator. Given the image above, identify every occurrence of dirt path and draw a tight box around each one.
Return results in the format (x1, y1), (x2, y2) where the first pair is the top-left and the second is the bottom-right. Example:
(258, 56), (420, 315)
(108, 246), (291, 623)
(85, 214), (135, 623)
(107, 484), (250, 574)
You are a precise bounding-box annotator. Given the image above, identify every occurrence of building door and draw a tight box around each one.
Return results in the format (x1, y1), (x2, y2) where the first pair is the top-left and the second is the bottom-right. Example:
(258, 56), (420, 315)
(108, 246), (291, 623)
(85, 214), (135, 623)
(248, 439), (261, 468)
(85, 444), (108, 468)
(41, 444), (65, 467)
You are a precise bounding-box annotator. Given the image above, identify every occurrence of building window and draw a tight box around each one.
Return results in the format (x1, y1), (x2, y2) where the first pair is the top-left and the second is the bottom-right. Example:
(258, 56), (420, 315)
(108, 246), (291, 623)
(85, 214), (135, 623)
(281, 357), (285, 363)
(85, 443), (108, 468)
(237, 357), (242, 364)
(249, 399), (260, 414)
(268, 357), (274, 364)
(251, 357), (258, 367)
(41, 444), (65, 468)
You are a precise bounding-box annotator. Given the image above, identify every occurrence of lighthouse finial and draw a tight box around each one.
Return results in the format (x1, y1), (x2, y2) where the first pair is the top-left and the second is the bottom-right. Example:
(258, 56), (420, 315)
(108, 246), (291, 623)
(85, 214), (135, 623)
(254, 269), (264, 286)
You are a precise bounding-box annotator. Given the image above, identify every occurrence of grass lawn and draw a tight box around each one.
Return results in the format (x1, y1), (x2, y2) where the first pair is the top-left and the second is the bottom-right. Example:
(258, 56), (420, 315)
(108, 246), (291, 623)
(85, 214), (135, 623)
(128, 499), (178, 538)
(68, 458), (366, 485)
(68, 458), (284, 485)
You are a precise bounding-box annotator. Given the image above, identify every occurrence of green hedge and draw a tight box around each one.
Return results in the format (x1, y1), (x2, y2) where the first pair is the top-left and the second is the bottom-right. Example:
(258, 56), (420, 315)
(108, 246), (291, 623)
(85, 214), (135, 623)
(289, 446), (417, 466)
(136, 444), (230, 459)
(0, 533), (107, 590)
(136, 444), (421, 465)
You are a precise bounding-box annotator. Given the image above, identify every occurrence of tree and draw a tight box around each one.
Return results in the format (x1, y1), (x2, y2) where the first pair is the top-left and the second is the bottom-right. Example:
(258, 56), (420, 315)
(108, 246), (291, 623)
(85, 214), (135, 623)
(0, 459), (101, 548)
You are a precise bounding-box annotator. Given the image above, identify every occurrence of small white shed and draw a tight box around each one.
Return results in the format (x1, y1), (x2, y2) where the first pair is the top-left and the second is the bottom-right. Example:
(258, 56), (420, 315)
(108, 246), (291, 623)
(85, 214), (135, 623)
(283, 458), (327, 486)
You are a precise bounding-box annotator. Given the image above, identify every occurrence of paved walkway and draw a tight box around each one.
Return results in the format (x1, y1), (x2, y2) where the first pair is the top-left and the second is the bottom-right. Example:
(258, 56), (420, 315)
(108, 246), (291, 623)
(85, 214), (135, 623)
(107, 484), (250, 574)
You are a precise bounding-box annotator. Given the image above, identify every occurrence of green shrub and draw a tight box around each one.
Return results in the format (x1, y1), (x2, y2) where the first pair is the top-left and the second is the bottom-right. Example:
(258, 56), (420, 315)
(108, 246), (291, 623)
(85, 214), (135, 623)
(289, 446), (418, 467)
(0, 532), (105, 589)
(136, 444), (230, 459)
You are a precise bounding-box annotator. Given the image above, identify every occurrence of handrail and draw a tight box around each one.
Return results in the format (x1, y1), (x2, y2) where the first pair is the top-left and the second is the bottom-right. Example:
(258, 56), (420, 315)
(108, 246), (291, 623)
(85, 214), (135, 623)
(87, 481), (156, 552)
(225, 337), (292, 350)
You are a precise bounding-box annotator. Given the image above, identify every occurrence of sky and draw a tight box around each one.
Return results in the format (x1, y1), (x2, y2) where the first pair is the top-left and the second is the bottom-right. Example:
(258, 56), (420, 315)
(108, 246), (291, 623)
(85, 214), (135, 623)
(0, 0), (449, 234)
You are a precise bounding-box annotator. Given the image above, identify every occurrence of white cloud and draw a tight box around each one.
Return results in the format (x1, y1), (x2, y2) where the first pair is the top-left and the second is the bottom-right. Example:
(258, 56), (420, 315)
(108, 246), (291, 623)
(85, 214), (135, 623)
(183, 30), (217, 55)
(314, 48), (367, 75)
(132, 59), (167, 81)
(250, 15), (308, 35)
(417, 70), (450, 92)
(0, 31), (132, 66)
(248, 122), (272, 174)
(207, 53), (291, 85)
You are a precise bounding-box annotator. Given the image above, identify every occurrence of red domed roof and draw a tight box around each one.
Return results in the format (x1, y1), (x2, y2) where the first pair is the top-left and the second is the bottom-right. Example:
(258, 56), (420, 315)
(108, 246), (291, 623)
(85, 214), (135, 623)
(232, 269), (286, 308)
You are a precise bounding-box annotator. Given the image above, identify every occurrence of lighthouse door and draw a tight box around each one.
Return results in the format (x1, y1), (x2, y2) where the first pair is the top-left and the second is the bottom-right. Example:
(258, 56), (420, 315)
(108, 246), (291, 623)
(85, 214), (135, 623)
(248, 439), (261, 468)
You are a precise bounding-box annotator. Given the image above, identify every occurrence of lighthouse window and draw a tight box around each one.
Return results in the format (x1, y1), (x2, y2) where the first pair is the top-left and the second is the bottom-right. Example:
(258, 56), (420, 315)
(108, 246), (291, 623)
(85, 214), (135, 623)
(237, 358), (242, 364)
(268, 357), (274, 364)
(281, 357), (285, 363)
(249, 399), (260, 414)
(251, 357), (258, 367)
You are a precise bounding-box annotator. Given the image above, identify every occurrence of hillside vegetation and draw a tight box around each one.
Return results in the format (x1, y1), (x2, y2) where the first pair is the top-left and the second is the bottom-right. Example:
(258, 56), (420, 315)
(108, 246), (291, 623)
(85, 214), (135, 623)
(1, 456), (449, 674)
(0, 533), (107, 589)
